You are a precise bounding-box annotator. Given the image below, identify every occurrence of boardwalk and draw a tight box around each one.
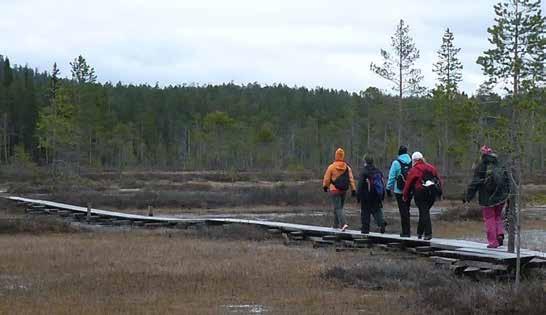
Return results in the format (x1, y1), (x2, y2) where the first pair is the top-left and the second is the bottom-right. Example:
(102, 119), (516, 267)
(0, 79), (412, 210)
(6, 196), (546, 272)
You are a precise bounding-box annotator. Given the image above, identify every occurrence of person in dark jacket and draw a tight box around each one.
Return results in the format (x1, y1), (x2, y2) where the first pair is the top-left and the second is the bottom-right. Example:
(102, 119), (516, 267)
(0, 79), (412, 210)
(356, 155), (386, 234)
(403, 152), (442, 240)
(464, 146), (511, 248)
(387, 145), (412, 237)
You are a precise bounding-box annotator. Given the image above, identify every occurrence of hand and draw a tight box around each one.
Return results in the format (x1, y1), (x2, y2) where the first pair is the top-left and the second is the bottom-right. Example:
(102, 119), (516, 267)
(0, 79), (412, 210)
(386, 189), (393, 198)
(323, 187), (328, 193)
(351, 190), (356, 197)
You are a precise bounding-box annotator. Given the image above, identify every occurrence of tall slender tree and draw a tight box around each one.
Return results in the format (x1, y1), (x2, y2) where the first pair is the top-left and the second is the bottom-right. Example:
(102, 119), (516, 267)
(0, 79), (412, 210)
(370, 19), (424, 144)
(477, 0), (545, 262)
(433, 28), (463, 174)
(434, 28), (463, 97)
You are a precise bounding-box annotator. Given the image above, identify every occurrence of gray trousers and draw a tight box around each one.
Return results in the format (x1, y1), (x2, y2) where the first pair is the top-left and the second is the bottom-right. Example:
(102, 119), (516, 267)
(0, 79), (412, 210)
(331, 193), (347, 228)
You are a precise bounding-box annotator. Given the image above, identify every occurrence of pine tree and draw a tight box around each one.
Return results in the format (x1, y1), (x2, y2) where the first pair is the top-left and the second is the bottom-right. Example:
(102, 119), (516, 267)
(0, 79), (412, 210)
(433, 28), (463, 174)
(477, 0), (545, 260)
(370, 19), (425, 144)
(70, 55), (96, 84)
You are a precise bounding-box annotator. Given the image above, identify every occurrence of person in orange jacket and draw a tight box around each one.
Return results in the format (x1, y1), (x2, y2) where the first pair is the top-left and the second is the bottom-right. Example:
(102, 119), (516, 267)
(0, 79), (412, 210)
(322, 148), (356, 231)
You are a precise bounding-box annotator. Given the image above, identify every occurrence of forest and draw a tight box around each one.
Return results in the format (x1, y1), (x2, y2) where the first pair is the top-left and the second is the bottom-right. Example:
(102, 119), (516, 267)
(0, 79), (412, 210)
(0, 3), (544, 177)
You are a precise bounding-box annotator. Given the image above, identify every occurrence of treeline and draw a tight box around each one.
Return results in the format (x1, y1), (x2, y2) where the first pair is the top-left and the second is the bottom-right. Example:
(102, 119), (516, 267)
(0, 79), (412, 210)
(0, 54), (543, 175)
(0, 1), (544, 176)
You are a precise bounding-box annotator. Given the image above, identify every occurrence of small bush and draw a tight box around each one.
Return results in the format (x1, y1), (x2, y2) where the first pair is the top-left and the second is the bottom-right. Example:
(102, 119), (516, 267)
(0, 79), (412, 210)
(322, 259), (453, 290)
(416, 280), (546, 315)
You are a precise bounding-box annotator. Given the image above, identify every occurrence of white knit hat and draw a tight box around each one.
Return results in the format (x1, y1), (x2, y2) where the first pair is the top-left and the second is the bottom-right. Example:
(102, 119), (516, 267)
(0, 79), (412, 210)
(411, 151), (424, 161)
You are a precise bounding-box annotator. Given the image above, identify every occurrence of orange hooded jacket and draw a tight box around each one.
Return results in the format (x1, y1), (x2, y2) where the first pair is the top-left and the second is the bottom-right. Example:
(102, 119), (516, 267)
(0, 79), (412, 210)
(322, 148), (356, 194)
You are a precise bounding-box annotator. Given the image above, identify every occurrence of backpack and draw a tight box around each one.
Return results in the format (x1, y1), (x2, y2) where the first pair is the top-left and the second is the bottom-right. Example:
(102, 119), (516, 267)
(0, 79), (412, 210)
(396, 159), (412, 190)
(483, 162), (508, 195)
(332, 167), (350, 191)
(421, 170), (442, 200)
(367, 170), (385, 200)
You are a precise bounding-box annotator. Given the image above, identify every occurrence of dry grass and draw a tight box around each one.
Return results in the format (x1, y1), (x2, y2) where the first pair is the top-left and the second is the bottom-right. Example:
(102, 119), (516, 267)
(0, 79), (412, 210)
(0, 227), (404, 315)
(1, 202), (545, 314)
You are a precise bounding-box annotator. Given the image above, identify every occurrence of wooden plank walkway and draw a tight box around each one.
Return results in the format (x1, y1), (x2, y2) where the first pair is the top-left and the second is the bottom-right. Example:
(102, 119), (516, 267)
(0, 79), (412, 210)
(6, 196), (545, 265)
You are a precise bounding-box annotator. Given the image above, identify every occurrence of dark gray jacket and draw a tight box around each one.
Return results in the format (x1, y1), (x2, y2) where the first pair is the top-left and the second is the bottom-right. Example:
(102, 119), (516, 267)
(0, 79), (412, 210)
(465, 154), (511, 207)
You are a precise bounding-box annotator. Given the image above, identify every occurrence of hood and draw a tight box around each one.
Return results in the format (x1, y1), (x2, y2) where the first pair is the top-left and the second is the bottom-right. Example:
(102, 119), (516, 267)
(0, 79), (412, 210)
(333, 161), (347, 171)
(335, 148), (345, 161)
(398, 153), (411, 164)
(482, 154), (498, 164)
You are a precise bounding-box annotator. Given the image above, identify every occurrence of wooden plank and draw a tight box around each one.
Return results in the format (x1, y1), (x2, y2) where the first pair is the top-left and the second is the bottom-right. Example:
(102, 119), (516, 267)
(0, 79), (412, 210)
(322, 235), (339, 241)
(434, 250), (533, 264)
(525, 258), (546, 269)
(455, 260), (508, 271)
(430, 256), (458, 265)
(5, 196), (545, 264)
(313, 240), (335, 248)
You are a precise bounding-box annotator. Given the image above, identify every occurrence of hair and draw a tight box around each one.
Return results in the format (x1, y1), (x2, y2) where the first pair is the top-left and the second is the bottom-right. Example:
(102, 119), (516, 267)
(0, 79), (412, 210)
(364, 155), (374, 165)
(398, 145), (408, 155)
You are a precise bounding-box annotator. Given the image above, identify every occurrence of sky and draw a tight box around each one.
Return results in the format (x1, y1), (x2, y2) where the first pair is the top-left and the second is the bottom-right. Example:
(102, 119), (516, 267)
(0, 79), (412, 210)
(1, 0), (545, 95)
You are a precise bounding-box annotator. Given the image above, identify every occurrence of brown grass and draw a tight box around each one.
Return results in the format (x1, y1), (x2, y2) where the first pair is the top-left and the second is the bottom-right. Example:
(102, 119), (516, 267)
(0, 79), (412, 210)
(0, 227), (403, 314)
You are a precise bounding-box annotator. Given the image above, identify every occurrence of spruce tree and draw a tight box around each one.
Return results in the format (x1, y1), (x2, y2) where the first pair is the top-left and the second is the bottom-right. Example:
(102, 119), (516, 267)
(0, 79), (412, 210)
(433, 28), (463, 174)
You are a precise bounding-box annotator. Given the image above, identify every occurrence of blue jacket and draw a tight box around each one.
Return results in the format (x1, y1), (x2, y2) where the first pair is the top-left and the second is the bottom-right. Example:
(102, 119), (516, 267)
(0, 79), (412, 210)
(386, 154), (411, 194)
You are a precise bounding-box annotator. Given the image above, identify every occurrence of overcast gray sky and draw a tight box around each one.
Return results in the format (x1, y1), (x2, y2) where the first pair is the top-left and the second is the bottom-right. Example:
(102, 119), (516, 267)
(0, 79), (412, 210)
(1, 0), (544, 94)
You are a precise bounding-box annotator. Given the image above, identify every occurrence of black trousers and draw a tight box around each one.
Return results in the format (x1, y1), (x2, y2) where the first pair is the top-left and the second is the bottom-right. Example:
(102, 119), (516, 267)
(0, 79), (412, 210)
(414, 190), (435, 237)
(395, 193), (411, 236)
(360, 202), (384, 234)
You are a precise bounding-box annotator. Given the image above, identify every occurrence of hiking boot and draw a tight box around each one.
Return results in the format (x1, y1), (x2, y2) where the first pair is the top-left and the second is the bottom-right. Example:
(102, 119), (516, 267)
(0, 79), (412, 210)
(417, 235), (422, 239)
(497, 234), (504, 246)
(341, 224), (348, 232)
(424, 235), (432, 241)
(361, 230), (369, 235)
(380, 224), (386, 234)
(487, 244), (499, 249)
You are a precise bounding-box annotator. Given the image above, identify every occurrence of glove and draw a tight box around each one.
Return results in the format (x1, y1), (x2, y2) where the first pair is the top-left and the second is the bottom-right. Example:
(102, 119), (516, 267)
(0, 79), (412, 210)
(462, 198), (468, 204)
(351, 190), (356, 197)
(323, 187), (328, 193)
(386, 189), (393, 198)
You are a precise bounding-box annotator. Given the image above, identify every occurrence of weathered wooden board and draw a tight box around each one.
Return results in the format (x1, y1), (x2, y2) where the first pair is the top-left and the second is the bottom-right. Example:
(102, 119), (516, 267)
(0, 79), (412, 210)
(6, 196), (545, 264)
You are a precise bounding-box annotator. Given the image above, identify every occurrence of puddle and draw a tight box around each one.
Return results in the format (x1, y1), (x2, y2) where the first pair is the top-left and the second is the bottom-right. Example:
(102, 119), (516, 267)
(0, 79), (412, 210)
(222, 304), (268, 313)
(0, 275), (31, 293)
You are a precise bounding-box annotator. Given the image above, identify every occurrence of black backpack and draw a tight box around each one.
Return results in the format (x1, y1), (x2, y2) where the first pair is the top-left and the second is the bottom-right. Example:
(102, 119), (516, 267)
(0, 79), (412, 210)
(484, 162), (509, 196)
(332, 168), (350, 191)
(396, 159), (412, 190)
(421, 170), (442, 200)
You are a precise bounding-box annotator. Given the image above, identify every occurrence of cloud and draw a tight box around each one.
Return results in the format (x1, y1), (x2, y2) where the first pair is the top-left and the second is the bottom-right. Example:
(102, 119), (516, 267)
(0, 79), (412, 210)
(1, 0), (544, 94)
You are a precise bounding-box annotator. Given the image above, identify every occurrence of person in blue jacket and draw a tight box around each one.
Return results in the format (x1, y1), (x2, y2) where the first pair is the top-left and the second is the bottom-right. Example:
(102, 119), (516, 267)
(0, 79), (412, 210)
(386, 145), (412, 237)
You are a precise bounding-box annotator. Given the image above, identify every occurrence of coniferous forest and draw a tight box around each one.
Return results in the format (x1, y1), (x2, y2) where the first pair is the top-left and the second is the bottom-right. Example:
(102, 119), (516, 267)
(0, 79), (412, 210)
(0, 6), (545, 177)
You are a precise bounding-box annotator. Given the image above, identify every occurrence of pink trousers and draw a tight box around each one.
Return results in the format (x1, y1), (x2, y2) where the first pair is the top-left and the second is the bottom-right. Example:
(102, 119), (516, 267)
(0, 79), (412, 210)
(482, 203), (505, 247)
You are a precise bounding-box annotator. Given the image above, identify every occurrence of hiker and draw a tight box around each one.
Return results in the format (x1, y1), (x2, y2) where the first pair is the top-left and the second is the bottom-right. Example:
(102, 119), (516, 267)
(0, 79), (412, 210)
(322, 148), (356, 231)
(386, 145), (412, 237)
(464, 146), (511, 248)
(356, 155), (386, 234)
(403, 152), (442, 240)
